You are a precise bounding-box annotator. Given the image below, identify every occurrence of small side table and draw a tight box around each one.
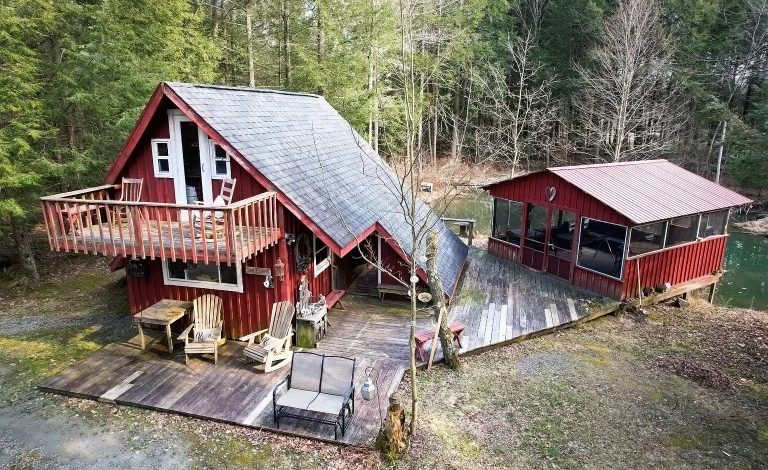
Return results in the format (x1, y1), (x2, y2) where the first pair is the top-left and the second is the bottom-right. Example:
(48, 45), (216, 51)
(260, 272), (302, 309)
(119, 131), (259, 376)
(134, 299), (193, 353)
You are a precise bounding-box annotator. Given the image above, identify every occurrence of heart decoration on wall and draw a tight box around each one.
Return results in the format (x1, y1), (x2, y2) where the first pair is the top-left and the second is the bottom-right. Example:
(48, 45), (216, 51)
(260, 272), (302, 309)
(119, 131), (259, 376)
(545, 186), (557, 202)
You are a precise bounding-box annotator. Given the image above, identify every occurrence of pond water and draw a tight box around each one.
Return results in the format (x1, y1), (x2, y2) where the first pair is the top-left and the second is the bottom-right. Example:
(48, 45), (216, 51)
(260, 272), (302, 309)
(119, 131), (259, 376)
(717, 232), (768, 310)
(445, 194), (768, 311)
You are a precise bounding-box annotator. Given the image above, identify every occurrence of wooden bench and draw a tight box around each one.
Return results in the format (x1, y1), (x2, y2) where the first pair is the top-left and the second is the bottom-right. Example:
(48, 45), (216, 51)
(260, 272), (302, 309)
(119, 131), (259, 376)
(377, 283), (409, 301)
(414, 322), (466, 361)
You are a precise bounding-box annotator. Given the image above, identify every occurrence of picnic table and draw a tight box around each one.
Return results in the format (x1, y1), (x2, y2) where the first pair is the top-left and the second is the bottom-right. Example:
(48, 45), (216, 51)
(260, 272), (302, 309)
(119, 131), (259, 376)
(134, 299), (193, 353)
(414, 321), (466, 362)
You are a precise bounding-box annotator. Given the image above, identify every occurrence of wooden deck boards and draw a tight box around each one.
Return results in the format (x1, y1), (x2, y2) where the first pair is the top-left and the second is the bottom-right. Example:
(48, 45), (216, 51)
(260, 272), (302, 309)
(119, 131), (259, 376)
(39, 301), (420, 447)
(448, 247), (620, 354)
(55, 221), (279, 261)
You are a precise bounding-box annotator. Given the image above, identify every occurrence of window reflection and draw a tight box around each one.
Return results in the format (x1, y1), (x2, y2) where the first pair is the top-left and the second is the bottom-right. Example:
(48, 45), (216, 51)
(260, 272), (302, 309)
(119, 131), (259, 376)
(577, 218), (627, 279)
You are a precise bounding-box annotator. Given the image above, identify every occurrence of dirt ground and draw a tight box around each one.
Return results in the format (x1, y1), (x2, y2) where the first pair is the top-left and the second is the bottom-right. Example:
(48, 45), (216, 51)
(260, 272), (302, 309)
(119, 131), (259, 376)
(2, 248), (767, 469)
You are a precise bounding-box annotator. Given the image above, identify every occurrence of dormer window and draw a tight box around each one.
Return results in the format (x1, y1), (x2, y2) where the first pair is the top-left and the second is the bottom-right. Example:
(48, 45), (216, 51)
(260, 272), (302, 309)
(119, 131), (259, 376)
(152, 139), (172, 177)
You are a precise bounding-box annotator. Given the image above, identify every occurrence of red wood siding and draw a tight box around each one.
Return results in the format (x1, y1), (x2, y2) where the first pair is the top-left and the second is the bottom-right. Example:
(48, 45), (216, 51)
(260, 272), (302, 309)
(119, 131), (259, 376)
(487, 173), (729, 301)
(380, 239), (410, 286)
(126, 207), (332, 339)
(118, 101), (266, 205)
(621, 236), (727, 299)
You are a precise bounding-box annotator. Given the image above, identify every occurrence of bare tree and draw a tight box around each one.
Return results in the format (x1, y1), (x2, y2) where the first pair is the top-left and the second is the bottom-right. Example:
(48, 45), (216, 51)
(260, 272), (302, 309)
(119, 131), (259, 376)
(473, 32), (558, 174)
(573, 0), (685, 162)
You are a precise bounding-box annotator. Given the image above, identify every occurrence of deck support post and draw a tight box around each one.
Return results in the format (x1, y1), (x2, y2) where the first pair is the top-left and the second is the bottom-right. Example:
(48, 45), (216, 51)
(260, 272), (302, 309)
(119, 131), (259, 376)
(708, 282), (717, 304)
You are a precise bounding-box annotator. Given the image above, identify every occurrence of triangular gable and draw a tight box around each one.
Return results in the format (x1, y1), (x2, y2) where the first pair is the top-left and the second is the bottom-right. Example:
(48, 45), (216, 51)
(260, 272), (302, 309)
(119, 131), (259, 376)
(104, 83), (342, 255)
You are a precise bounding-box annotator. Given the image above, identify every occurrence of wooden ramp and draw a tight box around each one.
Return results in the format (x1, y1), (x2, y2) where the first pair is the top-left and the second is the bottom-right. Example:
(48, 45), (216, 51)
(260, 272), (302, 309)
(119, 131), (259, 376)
(39, 301), (420, 447)
(448, 247), (620, 354)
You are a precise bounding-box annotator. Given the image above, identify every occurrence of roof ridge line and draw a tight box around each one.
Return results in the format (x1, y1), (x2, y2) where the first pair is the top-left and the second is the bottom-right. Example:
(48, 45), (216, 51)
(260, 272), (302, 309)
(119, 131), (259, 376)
(550, 159), (668, 171)
(165, 82), (322, 99)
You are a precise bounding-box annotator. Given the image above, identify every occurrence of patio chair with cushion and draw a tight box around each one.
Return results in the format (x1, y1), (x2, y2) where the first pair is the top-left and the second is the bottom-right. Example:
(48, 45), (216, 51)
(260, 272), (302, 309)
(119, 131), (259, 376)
(178, 294), (224, 365)
(272, 351), (356, 440)
(239, 301), (294, 372)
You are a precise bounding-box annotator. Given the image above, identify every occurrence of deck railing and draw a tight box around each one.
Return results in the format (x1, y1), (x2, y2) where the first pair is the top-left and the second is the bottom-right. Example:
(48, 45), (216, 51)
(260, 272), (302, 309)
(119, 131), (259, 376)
(40, 186), (281, 265)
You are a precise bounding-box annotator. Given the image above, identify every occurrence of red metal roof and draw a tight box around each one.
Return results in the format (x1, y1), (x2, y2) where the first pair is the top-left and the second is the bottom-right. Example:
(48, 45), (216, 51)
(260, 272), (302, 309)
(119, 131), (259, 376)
(547, 160), (752, 224)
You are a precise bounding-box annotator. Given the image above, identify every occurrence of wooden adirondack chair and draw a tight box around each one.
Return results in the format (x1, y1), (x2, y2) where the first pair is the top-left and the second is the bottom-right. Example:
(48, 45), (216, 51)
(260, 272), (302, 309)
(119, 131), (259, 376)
(110, 178), (144, 227)
(239, 301), (295, 372)
(178, 294), (224, 365)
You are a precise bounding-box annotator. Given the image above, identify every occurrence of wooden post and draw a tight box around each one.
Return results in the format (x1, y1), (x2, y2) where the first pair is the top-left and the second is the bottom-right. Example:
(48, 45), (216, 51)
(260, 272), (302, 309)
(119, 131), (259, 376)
(708, 282), (717, 304)
(377, 392), (407, 459)
(467, 221), (474, 246)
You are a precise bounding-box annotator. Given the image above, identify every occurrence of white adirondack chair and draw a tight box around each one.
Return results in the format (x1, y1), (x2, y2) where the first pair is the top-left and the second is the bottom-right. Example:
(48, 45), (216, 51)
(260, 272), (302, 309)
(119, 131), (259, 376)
(239, 301), (294, 372)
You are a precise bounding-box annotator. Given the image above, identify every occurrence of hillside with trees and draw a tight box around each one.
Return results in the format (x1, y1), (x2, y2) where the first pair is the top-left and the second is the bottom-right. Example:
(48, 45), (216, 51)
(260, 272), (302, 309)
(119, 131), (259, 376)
(2, 0), (768, 280)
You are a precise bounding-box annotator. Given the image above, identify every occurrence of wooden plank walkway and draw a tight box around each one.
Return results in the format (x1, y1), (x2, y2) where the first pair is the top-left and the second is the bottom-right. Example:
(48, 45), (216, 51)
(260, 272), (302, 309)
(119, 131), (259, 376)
(447, 247), (620, 354)
(39, 298), (426, 447)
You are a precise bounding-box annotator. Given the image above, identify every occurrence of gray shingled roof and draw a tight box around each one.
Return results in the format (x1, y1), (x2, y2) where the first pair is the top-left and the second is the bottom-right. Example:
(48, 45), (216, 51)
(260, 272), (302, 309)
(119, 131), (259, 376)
(167, 83), (467, 295)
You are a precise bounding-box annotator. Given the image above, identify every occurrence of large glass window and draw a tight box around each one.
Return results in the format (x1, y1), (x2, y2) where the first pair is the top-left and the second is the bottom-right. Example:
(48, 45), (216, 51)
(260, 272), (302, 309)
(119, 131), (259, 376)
(524, 204), (549, 252)
(549, 209), (576, 260)
(577, 218), (628, 279)
(163, 260), (242, 292)
(666, 215), (699, 246)
(629, 221), (667, 256)
(491, 198), (524, 245)
(699, 210), (728, 238)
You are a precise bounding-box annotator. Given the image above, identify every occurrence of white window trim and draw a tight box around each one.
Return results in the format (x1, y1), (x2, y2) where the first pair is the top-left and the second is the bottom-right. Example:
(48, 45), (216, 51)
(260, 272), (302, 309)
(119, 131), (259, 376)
(161, 259), (243, 293)
(313, 235), (331, 277)
(151, 138), (173, 178)
(574, 216), (628, 281)
(209, 139), (232, 179)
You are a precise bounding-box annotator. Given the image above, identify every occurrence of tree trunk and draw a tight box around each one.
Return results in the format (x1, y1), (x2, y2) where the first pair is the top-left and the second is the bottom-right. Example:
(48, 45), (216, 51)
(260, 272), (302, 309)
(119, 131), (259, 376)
(246, 8), (255, 88)
(425, 231), (460, 369)
(282, 0), (292, 87)
(11, 218), (39, 284)
(316, 2), (324, 63)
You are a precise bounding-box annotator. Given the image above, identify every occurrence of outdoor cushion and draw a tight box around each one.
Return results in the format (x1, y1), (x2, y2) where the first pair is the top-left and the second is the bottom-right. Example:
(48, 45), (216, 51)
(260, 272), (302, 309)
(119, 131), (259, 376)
(276, 389), (318, 410)
(194, 328), (218, 342)
(306, 393), (347, 415)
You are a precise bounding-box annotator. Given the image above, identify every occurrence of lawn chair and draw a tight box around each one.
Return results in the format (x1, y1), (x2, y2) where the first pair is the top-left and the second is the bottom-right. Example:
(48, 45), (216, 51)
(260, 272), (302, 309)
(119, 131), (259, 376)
(239, 301), (294, 372)
(178, 294), (224, 365)
(194, 178), (236, 240)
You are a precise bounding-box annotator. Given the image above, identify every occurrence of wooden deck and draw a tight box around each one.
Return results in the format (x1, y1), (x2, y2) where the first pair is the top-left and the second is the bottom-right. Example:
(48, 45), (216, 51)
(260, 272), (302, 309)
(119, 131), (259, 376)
(40, 298), (429, 447)
(449, 247), (620, 353)
(62, 220), (279, 263)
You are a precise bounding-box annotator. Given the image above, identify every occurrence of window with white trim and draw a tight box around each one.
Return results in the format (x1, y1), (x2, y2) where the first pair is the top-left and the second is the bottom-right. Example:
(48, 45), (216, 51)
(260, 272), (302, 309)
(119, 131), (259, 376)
(210, 140), (231, 179)
(313, 235), (330, 277)
(162, 259), (243, 292)
(151, 139), (172, 177)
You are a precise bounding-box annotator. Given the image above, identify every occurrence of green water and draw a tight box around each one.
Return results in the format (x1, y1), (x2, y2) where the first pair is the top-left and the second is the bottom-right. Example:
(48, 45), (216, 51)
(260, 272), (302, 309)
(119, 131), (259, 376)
(443, 192), (493, 235)
(445, 194), (768, 311)
(717, 232), (768, 310)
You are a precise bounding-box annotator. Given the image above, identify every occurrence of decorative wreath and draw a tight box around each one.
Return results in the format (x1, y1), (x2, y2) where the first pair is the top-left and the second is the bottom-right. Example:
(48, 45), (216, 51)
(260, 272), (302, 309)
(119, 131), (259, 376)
(294, 233), (312, 273)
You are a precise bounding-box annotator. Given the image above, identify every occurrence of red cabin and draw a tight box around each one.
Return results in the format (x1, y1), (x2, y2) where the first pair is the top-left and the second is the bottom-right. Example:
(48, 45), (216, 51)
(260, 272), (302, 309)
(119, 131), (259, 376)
(39, 82), (467, 339)
(484, 160), (752, 301)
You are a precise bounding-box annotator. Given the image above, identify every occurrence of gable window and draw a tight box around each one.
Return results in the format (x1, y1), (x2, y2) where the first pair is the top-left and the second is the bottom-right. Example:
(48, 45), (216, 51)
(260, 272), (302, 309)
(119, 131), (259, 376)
(313, 235), (330, 277)
(162, 259), (242, 293)
(152, 139), (172, 177)
(209, 141), (231, 179)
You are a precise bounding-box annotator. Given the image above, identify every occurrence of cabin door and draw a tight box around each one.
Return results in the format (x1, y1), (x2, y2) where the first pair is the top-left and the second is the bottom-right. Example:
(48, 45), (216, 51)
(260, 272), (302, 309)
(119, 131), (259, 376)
(545, 208), (577, 281)
(521, 204), (548, 271)
(169, 111), (213, 220)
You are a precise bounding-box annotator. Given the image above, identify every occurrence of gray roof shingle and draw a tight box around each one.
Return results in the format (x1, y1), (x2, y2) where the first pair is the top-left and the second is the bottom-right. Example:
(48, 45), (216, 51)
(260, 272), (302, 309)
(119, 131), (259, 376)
(167, 83), (467, 295)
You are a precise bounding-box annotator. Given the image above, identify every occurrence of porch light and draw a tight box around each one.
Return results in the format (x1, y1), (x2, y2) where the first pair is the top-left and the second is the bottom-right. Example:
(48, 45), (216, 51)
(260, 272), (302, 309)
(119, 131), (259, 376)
(361, 366), (376, 401)
(285, 233), (296, 245)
